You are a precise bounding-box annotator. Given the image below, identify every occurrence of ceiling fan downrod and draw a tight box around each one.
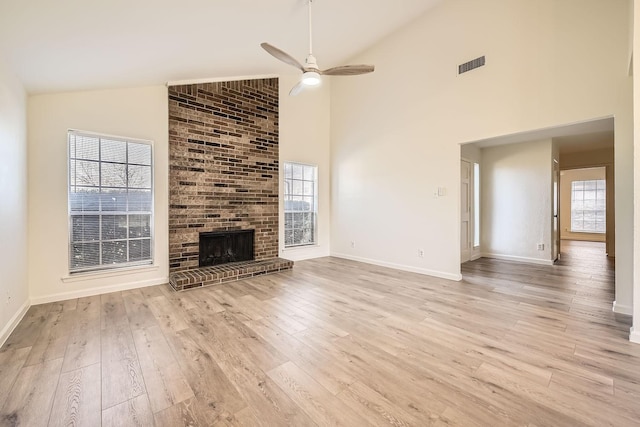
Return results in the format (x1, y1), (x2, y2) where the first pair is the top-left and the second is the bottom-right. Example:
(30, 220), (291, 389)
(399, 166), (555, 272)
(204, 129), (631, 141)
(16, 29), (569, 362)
(305, 0), (317, 69)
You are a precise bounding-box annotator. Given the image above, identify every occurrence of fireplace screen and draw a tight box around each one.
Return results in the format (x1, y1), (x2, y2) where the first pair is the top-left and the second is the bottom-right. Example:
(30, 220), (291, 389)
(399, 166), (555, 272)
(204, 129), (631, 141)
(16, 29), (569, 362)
(199, 229), (254, 267)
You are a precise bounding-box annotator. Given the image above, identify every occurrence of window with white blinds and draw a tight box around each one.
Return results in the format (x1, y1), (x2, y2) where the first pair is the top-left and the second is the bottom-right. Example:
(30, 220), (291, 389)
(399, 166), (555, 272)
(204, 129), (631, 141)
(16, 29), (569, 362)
(68, 131), (153, 273)
(571, 179), (606, 233)
(283, 162), (317, 247)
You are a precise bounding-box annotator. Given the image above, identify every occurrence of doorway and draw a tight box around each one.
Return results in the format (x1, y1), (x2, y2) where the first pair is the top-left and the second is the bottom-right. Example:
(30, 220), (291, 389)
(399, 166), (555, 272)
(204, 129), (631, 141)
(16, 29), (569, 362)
(559, 167), (608, 248)
(460, 117), (615, 265)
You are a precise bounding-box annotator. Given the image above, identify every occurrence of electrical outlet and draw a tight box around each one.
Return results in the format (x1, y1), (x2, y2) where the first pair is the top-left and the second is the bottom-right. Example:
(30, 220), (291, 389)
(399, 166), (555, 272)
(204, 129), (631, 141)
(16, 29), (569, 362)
(350, 241), (355, 248)
(418, 249), (424, 258)
(537, 243), (544, 251)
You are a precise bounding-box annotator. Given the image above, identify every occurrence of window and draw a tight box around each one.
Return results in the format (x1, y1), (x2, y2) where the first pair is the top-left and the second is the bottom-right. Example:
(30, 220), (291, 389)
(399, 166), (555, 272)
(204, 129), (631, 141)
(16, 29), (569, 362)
(283, 162), (317, 247)
(571, 179), (605, 233)
(68, 131), (153, 273)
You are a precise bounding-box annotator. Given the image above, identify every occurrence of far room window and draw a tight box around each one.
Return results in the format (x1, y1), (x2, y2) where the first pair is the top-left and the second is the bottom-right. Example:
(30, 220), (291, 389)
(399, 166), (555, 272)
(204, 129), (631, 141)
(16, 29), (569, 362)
(68, 130), (154, 273)
(284, 162), (317, 247)
(571, 179), (605, 233)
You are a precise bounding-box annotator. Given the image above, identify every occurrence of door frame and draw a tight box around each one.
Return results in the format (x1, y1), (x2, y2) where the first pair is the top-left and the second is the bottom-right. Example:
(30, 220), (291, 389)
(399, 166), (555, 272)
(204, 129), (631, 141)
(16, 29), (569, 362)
(552, 158), (560, 262)
(461, 159), (472, 263)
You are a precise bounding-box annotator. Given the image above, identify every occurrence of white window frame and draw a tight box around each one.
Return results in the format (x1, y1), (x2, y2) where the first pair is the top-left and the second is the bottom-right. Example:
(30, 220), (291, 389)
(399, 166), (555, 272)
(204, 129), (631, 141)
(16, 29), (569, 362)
(570, 179), (606, 234)
(283, 162), (318, 248)
(68, 130), (154, 273)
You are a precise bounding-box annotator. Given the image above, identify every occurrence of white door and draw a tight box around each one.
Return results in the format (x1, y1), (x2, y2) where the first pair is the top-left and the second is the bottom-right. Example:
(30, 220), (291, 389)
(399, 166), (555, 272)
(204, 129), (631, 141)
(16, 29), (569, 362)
(461, 160), (471, 262)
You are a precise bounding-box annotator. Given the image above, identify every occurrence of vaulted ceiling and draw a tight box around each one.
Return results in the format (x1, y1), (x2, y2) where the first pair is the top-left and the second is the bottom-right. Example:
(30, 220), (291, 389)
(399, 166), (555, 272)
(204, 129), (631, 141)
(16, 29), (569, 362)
(0, 0), (442, 93)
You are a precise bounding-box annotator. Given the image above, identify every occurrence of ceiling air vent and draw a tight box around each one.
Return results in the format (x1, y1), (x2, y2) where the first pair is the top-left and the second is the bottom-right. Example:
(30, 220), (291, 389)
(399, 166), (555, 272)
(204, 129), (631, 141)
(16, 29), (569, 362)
(458, 56), (485, 75)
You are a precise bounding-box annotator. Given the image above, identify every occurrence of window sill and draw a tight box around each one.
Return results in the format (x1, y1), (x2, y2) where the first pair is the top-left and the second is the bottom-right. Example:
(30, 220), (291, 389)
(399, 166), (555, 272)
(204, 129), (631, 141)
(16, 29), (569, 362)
(61, 264), (159, 283)
(282, 243), (318, 251)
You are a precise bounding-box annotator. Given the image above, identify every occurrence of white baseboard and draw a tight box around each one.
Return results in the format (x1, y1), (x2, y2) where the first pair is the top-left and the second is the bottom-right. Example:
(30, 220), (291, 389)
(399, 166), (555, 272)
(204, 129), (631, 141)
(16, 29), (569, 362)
(0, 299), (30, 348)
(481, 253), (554, 266)
(630, 327), (640, 344)
(331, 252), (462, 281)
(470, 253), (482, 261)
(612, 301), (633, 316)
(30, 277), (169, 305)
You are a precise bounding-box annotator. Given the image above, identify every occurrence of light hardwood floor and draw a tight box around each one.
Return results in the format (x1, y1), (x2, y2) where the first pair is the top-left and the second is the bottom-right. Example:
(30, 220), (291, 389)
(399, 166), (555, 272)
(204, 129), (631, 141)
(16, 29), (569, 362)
(1, 240), (639, 426)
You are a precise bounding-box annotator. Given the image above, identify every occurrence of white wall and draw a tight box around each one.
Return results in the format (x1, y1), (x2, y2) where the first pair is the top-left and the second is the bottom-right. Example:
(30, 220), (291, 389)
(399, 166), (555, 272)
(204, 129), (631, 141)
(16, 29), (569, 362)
(0, 64), (29, 345)
(330, 0), (633, 309)
(279, 75), (331, 261)
(481, 140), (553, 264)
(28, 86), (169, 303)
(560, 167), (607, 242)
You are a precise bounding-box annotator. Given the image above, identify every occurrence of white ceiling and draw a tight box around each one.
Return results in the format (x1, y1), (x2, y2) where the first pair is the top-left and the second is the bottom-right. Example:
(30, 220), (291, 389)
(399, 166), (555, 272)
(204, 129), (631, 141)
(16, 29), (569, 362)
(466, 117), (615, 154)
(0, 0), (442, 94)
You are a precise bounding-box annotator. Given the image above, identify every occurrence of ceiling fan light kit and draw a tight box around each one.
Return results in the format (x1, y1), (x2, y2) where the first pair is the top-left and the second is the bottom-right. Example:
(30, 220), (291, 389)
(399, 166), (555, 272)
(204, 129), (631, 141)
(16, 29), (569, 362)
(261, 0), (375, 96)
(302, 71), (321, 86)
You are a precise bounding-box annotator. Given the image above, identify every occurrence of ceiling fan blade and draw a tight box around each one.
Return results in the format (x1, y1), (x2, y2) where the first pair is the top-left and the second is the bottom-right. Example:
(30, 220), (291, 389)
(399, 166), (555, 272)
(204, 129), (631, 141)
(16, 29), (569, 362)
(289, 81), (306, 96)
(321, 65), (375, 76)
(261, 43), (305, 72)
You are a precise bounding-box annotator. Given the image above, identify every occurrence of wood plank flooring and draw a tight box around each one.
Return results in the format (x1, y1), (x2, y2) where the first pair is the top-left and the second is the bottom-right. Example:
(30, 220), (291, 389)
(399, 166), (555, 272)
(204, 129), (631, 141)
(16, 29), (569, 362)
(1, 240), (639, 426)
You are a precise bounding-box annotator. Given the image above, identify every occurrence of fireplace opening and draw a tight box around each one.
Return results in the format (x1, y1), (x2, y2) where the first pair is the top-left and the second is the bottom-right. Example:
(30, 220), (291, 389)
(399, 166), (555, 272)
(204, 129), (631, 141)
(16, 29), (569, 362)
(199, 229), (254, 267)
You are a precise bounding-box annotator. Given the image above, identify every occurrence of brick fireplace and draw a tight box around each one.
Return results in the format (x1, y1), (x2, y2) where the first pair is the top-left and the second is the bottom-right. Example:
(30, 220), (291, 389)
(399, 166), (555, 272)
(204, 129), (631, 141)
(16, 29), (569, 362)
(168, 78), (292, 291)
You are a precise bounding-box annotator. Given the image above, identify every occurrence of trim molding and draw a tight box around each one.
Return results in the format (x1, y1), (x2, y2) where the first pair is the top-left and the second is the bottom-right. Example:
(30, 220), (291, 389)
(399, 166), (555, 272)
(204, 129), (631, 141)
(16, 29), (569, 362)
(630, 327), (640, 344)
(167, 74), (279, 87)
(61, 265), (160, 283)
(612, 301), (633, 316)
(31, 277), (169, 305)
(0, 299), (30, 348)
(331, 252), (462, 281)
(481, 253), (554, 266)
(470, 252), (482, 261)
(559, 235), (606, 243)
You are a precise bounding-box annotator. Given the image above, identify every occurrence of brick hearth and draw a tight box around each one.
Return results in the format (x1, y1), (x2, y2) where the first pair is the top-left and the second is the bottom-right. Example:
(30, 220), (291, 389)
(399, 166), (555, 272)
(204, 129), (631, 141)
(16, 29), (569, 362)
(169, 258), (293, 291)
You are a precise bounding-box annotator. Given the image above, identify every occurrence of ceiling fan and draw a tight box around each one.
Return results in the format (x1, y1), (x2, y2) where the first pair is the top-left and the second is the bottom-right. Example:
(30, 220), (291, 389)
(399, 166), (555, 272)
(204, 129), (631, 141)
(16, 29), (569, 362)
(261, 0), (375, 96)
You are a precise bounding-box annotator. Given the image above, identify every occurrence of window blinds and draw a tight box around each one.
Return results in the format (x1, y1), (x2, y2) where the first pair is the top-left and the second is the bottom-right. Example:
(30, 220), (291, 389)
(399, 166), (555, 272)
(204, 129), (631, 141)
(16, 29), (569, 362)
(570, 179), (606, 233)
(68, 131), (153, 273)
(283, 162), (317, 247)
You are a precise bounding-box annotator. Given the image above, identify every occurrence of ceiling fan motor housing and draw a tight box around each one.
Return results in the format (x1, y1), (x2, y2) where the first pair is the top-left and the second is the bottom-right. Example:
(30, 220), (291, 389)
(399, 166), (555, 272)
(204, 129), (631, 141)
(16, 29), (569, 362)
(305, 54), (318, 69)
